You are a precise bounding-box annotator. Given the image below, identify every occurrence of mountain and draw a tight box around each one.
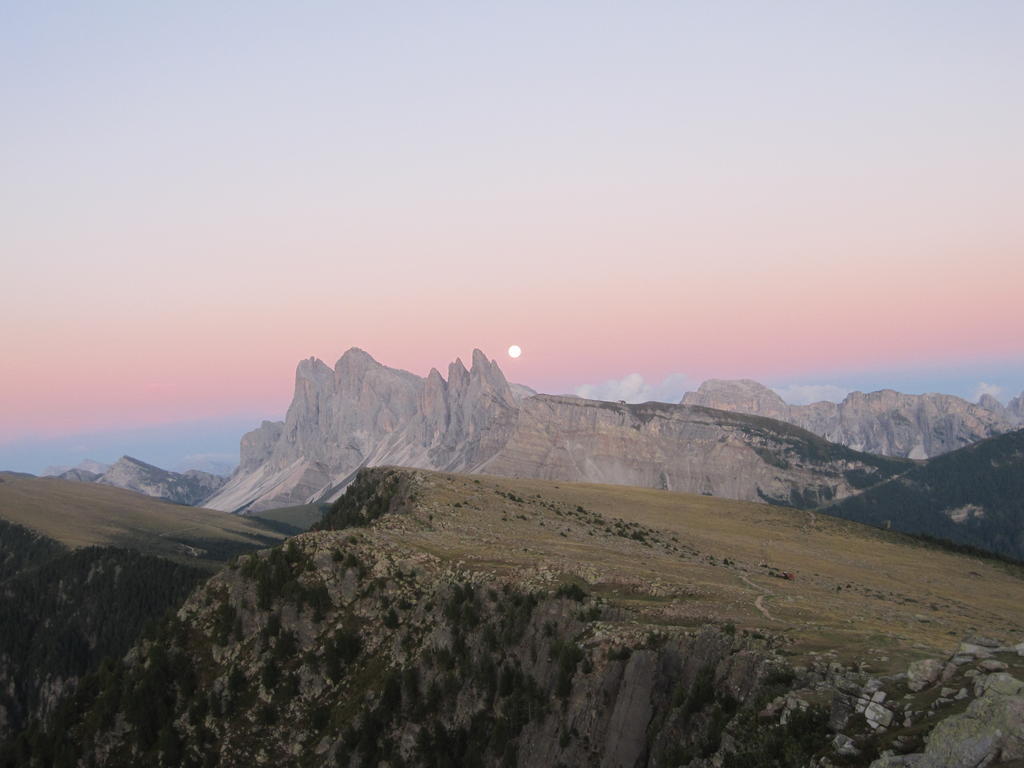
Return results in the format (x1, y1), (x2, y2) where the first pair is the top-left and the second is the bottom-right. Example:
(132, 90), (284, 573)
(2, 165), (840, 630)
(822, 429), (1024, 561)
(43, 455), (228, 506)
(40, 459), (111, 477)
(10, 468), (1024, 767)
(0, 472), (287, 566)
(681, 379), (1022, 459)
(95, 455), (227, 505)
(206, 348), (908, 514)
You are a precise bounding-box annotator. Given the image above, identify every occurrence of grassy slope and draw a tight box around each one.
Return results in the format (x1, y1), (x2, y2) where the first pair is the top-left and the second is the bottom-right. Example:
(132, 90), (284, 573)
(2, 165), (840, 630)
(363, 469), (1024, 673)
(0, 473), (287, 567)
(821, 429), (1024, 561)
(251, 502), (326, 531)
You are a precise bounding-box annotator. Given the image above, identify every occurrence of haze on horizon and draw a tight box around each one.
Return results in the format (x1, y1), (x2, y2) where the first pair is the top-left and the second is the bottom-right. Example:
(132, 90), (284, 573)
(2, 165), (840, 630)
(2, 2), (1022, 469)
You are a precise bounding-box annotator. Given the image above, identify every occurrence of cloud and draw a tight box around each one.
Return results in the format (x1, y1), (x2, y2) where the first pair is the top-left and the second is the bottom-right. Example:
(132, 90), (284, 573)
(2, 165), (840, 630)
(574, 373), (694, 404)
(771, 383), (851, 405)
(972, 382), (1004, 403)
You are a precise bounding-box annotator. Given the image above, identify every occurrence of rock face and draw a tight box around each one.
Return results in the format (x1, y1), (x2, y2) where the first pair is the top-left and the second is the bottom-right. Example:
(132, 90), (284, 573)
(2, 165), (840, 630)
(96, 456), (226, 506)
(1009, 392), (1024, 415)
(681, 381), (1022, 459)
(206, 348), (907, 513)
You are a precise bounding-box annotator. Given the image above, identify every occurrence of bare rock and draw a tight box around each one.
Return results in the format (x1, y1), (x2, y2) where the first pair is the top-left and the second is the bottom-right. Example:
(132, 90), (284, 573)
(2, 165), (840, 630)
(907, 659), (943, 692)
(681, 382), (1016, 459)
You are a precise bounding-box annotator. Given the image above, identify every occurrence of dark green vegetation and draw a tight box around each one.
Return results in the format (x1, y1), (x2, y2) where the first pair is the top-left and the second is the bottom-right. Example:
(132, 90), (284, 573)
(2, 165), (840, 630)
(313, 467), (415, 531)
(0, 517), (207, 743)
(824, 429), (1024, 561)
(0, 517), (64, 581)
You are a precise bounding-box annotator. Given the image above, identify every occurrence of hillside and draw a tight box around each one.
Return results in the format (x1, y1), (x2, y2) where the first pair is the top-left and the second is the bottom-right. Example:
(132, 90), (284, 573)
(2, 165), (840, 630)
(0, 476), (292, 744)
(206, 348), (908, 513)
(0, 473), (287, 566)
(12, 468), (1024, 767)
(0, 528), (207, 741)
(822, 429), (1024, 561)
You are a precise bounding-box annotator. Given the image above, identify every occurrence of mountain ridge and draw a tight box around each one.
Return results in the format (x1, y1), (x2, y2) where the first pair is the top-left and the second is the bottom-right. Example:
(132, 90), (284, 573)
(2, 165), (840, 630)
(205, 349), (908, 514)
(681, 379), (1022, 459)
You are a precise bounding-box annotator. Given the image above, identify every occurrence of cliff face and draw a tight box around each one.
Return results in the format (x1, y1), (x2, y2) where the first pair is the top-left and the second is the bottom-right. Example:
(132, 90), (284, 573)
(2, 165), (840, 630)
(682, 380), (1022, 459)
(206, 350), (906, 514)
(479, 396), (902, 508)
(208, 349), (523, 513)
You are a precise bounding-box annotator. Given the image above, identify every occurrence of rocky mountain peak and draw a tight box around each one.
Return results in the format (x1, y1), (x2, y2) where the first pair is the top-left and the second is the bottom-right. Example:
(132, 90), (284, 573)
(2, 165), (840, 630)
(90, 455), (226, 506)
(681, 378), (790, 421)
(978, 393), (1007, 417)
(447, 357), (469, 389)
(1009, 391), (1024, 420)
(681, 378), (1019, 459)
(468, 348), (516, 405)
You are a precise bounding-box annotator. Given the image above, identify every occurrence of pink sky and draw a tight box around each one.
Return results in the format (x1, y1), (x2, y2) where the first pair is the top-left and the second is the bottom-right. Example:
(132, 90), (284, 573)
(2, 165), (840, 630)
(2, 3), (1022, 441)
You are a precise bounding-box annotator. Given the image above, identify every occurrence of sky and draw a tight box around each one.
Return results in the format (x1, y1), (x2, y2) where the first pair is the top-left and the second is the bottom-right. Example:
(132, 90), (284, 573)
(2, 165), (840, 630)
(2, 2), (1022, 473)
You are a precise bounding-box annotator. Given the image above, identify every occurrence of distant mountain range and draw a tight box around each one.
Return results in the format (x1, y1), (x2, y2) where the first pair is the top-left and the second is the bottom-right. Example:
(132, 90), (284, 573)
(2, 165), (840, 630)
(205, 348), (909, 514)
(44, 455), (227, 506)
(24, 350), (1023, 563)
(681, 379), (1023, 459)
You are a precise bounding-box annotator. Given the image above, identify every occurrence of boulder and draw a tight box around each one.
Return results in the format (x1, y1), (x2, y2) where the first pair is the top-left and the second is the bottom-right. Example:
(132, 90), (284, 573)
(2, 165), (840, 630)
(865, 700), (895, 729)
(915, 692), (1024, 766)
(956, 642), (993, 660)
(975, 673), (1024, 698)
(907, 659), (943, 692)
(832, 734), (860, 757)
(964, 635), (1001, 648)
(977, 659), (1007, 673)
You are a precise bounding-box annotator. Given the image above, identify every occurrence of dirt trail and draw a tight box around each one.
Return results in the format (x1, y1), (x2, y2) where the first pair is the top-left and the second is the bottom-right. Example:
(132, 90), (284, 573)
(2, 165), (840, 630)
(739, 572), (778, 623)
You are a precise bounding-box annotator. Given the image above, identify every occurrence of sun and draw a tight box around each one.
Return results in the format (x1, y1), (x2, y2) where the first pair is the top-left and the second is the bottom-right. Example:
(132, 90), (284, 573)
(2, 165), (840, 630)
(507, 345), (522, 359)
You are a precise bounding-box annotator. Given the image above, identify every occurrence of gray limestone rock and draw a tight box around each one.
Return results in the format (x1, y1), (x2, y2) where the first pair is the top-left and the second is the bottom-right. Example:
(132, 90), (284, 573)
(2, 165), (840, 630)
(906, 692), (1024, 767)
(907, 659), (943, 692)
(206, 348), (904, 514)
(96, 456), (226, 506)
(681, 381), (1017, 458)
(865, 700), (895, 729)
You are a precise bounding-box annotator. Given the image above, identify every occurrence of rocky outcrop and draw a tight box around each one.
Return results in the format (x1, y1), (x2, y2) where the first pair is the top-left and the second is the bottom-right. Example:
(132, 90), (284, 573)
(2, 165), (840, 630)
(96, 456), (226, 506)
(206, 349), (907, 513)
(477, 396), (902, 508)
(1009, 391), (1024, 421)
(207, 348), (523, 513)
(681, 380), (1021, 459)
